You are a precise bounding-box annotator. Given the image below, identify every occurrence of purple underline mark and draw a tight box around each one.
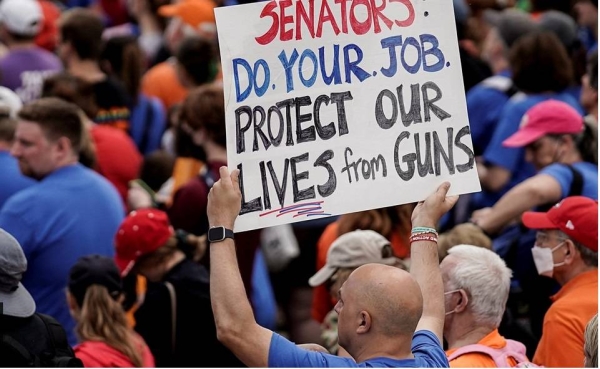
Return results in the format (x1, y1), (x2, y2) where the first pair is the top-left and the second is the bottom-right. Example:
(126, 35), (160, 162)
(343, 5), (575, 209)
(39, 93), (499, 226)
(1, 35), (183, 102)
(259, 201), (331, 218)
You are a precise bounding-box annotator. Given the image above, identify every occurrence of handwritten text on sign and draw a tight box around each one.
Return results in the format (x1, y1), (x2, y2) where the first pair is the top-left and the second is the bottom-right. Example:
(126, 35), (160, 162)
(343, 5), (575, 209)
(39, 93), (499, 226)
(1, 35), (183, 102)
(215, 0), (481, 232)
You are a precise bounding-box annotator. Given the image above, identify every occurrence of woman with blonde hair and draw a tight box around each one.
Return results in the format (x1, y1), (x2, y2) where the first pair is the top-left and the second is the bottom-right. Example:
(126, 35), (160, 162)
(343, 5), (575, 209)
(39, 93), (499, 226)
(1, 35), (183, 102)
(67, 255), (154, 367)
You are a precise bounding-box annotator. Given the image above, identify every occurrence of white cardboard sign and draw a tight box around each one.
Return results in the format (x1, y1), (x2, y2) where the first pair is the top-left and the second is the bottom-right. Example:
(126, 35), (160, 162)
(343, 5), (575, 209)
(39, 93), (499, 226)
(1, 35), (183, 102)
(215, 0), (481, 232)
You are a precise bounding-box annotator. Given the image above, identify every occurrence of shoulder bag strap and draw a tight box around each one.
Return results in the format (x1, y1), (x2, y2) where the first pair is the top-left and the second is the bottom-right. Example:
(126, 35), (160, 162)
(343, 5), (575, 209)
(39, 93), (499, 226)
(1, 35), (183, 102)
(564, 164), (584, 197)
(164, 281), (177, 354)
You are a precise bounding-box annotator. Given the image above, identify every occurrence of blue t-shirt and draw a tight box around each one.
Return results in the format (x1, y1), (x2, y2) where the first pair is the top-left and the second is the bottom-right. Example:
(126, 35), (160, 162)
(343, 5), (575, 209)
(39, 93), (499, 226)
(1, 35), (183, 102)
(474, 92), (584, 208)
(466, 73), (512, 155)
(540, 162), (598, 200)
(0, 164), (124, 345)
(268, 330), (449, 367)
(0, 150), (35, 209)
(130, 93), (166, 155)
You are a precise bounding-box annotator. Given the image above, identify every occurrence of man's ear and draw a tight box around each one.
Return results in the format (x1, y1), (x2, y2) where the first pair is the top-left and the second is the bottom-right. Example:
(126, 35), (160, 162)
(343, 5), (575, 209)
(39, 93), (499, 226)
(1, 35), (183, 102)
(356, 311), (372, 334)
(454, 289), (469, 313)
(563, 239), (577, 265)
(54, 136), (74, 159)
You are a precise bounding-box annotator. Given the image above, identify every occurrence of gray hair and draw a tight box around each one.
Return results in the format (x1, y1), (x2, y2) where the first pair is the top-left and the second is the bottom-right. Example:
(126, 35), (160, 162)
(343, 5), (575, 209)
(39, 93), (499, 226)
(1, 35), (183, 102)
(445, 245), (513, 327)
(558, 231), (598, 267)
(585, 314), (598, 368)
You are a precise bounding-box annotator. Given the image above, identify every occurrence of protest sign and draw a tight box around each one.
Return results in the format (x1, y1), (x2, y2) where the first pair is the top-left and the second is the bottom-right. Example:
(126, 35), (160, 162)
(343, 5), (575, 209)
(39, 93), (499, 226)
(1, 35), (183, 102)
(215, 0), (481, 233)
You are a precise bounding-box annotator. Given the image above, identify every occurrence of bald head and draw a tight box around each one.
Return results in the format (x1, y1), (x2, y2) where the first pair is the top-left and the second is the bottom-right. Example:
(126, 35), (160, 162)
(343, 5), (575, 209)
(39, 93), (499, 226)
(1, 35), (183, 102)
(347, 264), (423, 337)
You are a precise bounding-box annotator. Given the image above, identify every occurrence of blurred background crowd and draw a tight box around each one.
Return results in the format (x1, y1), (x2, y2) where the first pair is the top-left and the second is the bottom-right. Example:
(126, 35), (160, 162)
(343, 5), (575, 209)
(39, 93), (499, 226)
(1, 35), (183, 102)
(0, 0), (597, 367)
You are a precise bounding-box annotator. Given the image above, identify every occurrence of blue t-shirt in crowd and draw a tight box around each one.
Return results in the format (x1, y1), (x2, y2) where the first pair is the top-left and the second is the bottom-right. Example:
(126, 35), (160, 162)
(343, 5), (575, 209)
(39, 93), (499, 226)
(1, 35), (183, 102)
(268, 330), (449, 367)
(466, 72), (513, 155)
(474, 92), (584, 209)
(0, 164), (124, 346)
(540, 162), (598, 200)
(0, 151), (35, 209)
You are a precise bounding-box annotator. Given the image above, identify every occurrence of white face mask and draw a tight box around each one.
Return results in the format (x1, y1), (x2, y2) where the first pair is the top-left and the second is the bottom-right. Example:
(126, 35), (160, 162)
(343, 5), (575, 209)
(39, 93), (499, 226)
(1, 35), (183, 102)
(444, 289), (460, 316)
(531, 242), (566, 278)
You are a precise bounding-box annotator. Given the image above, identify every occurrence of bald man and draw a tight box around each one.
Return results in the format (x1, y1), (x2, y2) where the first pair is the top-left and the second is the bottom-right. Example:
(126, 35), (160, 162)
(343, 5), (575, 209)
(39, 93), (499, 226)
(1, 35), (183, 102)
(207, 166), (456, 367)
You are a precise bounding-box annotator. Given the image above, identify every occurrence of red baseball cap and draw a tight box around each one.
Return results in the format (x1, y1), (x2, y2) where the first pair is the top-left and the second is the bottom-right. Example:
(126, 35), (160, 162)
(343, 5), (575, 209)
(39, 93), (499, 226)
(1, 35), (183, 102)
(114, 209), (174, 276)
(522, 196), (598, 251)
(502, 100), (583, 148)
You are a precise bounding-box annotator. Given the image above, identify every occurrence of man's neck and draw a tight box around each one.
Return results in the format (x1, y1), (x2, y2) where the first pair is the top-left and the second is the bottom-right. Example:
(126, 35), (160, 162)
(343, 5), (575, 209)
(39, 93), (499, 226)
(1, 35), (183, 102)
(0, 141), (11, 151)
(446, 322), (496, 350)
(67, 59), (105, 83)
(7, 40), (35, 51)
(204, 141), (228, 163)
(351, 337), (414, 363)
(490, 58), (509, 76)
(556, 264), (596, 286)
(559, 150), (584, 165)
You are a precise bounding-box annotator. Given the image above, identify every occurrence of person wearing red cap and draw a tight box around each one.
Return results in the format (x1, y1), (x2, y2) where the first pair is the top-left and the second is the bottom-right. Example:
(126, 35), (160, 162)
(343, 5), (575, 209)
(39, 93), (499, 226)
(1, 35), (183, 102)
(471, 99), (597, 342)
(474, 32), (583, 213)
(472, 99), (598, 234)
(520, 196), (598, 367)
(113, 208), (242, 367)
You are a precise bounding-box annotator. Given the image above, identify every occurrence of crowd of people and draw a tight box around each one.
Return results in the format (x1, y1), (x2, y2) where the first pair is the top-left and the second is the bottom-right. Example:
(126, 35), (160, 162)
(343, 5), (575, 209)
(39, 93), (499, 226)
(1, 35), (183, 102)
(0, 0), (597, 367)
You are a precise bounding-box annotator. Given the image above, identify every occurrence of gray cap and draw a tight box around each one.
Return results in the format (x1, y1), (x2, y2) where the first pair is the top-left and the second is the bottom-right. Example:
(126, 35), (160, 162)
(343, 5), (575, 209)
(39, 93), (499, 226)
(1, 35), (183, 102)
(308, 230), (397, 287)
(0, 229), (35, 318)
(484, 8), (538, 48)
(537, 10), (578, 49)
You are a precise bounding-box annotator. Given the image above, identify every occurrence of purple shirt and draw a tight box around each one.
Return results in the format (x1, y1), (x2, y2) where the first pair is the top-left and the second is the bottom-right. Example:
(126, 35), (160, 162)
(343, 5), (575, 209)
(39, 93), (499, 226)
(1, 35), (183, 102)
(0, 46), (62, 103)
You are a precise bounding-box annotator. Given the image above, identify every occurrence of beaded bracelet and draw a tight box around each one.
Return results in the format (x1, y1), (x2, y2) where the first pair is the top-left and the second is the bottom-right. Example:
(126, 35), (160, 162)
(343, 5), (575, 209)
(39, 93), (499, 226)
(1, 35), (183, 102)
(411, 231), (438, 237)
(411, 227), (438, 236)
(409, 234), (438, 244)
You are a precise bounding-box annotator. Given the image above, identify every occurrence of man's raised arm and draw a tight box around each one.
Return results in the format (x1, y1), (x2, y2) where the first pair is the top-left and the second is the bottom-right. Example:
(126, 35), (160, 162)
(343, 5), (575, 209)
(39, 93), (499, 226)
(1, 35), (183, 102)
(410, 182), (458, 343)
(207, 167), (273, 367)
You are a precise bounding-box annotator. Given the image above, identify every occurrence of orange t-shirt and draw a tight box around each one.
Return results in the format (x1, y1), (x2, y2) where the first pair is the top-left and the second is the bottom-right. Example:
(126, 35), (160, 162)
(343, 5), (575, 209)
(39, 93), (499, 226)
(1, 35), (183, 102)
(311, 222), (410, 323)
(446, 329), (520, 368)
(533, 269), (598, 368)
(141, 60), (188, 111)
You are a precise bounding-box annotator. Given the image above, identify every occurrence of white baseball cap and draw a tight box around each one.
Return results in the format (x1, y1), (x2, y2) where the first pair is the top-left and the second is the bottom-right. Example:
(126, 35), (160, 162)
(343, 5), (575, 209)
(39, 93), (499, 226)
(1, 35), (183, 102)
(0, 0), (43, 37)
(308, 230), (397, 287)
(0, 87), (22, 118)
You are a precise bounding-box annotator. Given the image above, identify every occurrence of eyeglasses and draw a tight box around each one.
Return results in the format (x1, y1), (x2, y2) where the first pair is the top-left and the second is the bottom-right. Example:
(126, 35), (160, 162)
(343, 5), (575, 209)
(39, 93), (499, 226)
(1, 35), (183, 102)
(535, 231), (568, 245)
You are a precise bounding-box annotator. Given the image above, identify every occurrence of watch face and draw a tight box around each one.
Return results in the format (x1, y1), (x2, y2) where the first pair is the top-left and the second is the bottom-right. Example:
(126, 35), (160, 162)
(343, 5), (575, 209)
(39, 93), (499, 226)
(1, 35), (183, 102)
(208, 227), (225, 242)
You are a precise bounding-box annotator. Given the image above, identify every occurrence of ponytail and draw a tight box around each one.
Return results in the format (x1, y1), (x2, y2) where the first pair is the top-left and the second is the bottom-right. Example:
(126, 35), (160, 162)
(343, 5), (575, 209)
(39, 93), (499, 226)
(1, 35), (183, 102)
(77, 285), (144, 367)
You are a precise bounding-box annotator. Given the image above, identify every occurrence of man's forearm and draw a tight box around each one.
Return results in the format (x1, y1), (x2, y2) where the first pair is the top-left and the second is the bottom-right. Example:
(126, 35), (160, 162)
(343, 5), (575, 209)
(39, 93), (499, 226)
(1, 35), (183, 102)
(410, 238), (444, 321)
(210, 239), (256, 338)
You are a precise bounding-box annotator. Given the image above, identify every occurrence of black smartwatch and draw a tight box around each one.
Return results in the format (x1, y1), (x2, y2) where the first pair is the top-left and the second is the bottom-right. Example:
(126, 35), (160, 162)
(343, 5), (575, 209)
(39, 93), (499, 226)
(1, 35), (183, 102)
(208, 226), (235, 243)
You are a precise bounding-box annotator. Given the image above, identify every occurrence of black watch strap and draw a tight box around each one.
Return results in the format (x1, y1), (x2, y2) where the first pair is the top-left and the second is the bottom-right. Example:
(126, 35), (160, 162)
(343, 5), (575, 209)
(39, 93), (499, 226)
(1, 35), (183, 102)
(208, 226), (235, 243)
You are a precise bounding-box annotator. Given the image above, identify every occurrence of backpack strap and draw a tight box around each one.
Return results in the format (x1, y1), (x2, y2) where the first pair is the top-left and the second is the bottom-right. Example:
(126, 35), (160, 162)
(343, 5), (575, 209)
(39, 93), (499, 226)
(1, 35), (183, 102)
(1, 334), (40, 366)
(564, 164), (584, 197)
(447, 342), (529, 368)
(503, 339), (532, 364)
(536, 164), (584, 212)
(37, 314), (83, 367)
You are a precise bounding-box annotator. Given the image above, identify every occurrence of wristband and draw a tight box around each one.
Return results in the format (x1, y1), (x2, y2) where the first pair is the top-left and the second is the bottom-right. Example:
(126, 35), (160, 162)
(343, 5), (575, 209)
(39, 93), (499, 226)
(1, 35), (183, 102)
(411, 231), (438, 237)
(409, 234), (438, 244)
(411, 227), (438, 236)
